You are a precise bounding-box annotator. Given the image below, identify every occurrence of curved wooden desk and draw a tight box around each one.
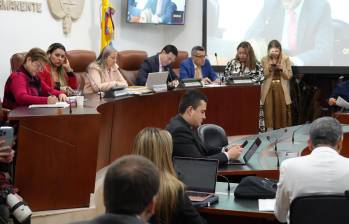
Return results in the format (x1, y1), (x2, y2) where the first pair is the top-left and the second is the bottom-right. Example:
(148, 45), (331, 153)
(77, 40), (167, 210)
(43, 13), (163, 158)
(9, 85), (260, 211)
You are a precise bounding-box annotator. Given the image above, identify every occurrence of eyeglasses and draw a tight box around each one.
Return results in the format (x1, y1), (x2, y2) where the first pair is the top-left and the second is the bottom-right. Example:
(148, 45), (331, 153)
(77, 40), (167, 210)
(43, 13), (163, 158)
(32, 61), (45, 72)
(194, 54), (206, 58)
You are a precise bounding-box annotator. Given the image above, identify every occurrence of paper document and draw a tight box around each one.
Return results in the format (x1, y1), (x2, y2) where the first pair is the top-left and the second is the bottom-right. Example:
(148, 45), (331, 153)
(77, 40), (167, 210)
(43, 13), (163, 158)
(29, 102), (70, 109)
(336, 96), (349, 109)
(258, 199), (275, 212)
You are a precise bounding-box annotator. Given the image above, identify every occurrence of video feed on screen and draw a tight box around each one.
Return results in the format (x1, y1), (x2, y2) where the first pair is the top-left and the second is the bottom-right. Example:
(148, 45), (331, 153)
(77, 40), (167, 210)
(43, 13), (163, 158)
(207, 0), (349, 66)
(127, 0), (186, 25)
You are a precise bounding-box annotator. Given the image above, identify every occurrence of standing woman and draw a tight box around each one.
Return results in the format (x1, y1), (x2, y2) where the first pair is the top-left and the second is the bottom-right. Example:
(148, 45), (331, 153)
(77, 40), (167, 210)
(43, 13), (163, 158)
(39, 43), (78, 95)
(84, 46), (128, 94)
(261, 40), (293, 130)
(3, 48), (67, 109)
(133, 127), (206, 224)
(224, 41), (264, 83)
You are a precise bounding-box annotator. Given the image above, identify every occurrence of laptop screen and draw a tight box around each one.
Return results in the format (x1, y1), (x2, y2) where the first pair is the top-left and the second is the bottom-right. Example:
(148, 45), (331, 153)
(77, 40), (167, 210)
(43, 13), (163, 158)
(145, 71), (168, 89)
(243, 137), (262, 163)
(173, 157), (218, 193)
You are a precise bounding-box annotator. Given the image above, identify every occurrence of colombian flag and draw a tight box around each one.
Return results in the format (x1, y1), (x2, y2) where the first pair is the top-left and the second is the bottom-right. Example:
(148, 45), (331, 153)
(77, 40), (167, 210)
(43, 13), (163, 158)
(101, 0), (115, 50)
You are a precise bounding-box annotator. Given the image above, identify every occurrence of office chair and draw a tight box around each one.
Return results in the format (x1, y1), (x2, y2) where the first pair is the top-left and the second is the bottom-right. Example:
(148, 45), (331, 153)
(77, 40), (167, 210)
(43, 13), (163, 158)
(66, 50), (96, 93)
(197, 124), (228, 149)
(117, 50), (148, 85)
(290, 192), (349, 224)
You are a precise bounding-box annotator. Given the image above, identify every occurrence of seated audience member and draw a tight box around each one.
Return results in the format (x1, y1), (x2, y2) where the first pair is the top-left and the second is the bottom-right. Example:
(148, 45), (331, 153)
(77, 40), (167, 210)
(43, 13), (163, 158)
(75, 155), (159, 224)
(328, 80), (349, 107)
(223, 41), (264, 83)
(84, 46), (128, 94)
(133, 127), (206, 224)
(136, 45), (178, 86)
(166, 90), (242, 165)
(179, 46), (217, 84)
(275, 117), (349, 223)
(38, 43), (77, 95)
(0, 139), (31, 224)
(3, 48), (67, 109)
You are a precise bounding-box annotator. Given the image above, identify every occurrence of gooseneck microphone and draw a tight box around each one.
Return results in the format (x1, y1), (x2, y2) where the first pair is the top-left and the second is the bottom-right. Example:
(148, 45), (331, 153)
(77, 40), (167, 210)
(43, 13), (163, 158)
(292, 123), (308, 144)
(217, 174), (230, 192)
(266, 136), (279, 169)
(214, 52), (219, 65)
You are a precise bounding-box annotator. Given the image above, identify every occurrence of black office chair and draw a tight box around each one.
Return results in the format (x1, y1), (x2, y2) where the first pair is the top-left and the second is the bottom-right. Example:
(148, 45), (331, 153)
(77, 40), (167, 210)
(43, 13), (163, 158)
(197, 124), (228, 148)
(290, 191), (349, 224)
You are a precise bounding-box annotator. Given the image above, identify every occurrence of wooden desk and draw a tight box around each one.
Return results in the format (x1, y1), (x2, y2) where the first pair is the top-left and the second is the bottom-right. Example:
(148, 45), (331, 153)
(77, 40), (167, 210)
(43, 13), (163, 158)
(9, 85), (260, 211)
(199, 182), (280, 224)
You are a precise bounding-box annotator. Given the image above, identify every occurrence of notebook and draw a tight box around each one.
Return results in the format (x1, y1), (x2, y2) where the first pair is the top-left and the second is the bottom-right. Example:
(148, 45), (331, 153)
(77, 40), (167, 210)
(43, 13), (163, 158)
(173, 157), (219, 202)
(145, 71), (168, 91)
(227, 137), (262, 165)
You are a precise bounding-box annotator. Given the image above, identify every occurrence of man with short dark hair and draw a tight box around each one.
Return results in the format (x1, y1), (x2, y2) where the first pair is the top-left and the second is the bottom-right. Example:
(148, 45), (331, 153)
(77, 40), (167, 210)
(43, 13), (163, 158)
(179, 46), (217, 84)
(166, 90), (242, 164)
(275, 117), (349, 223)
(136, 45), (178, 86)
(76, 155), (160, 224)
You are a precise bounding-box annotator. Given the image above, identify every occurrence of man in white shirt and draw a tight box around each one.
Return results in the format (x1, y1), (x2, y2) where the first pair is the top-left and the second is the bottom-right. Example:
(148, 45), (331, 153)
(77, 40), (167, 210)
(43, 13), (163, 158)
(274, 116), (349, 223)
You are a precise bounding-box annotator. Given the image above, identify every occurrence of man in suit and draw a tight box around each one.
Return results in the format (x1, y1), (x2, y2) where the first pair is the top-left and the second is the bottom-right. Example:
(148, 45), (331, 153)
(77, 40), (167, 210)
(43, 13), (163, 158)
(76, 155), (159, 224)
(245, 0), (333, 66)
(179, 46), (218, 84)
(166, 90), (242, 164)
(328, 80), (349, 107)
(136, 44), (178, 86)
(143, 0), (177, 24)
(274, 117), (349, 223)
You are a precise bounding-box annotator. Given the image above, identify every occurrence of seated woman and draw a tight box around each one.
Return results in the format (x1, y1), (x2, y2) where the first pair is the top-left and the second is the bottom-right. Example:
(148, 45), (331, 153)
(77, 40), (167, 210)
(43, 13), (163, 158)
(84, 46), (128, 94)
(39, 43), (78, 95)
(223, 41), (264, 83)
(133, 127), (206, 224)
(3, 48), (67, 109)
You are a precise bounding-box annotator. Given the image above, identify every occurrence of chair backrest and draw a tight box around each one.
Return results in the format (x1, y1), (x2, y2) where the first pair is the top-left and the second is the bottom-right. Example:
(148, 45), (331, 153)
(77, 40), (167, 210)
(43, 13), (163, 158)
(66, 50), (96, 92)
(10, 52), (27, 72)
(290, 192), (349, 224)
(118, 50), (148, 85)
(172, 50), (188, 76)
(197, 124), (228, 148)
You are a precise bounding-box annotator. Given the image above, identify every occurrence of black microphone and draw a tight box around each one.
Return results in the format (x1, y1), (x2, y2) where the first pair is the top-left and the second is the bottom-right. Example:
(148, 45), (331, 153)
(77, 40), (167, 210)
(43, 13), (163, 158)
(266, 135), (280, 169)
(292, 123), (308, 144)
(217, 174), (230, 192)
(214, 52), (219, 65)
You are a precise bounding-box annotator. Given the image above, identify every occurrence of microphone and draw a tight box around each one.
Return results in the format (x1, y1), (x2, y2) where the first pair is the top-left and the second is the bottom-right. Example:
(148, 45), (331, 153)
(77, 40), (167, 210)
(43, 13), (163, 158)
(266, 128), (288, 169)
(214, 53), (219, 65)
(292, 123), (308, 144)
(217, 174), (230, 192)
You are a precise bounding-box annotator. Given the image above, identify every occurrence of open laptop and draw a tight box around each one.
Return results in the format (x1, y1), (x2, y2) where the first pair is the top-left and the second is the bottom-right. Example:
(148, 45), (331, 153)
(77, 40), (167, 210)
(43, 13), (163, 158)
(173, 157), (218, 202)
(227, 137), (262, 165)
(145, 71), (168, 91)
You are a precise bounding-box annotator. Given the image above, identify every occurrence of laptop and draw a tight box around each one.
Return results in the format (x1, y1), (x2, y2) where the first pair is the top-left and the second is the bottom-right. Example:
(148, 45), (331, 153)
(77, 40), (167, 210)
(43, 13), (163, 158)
(227, 137), (262, 165)
(173, 157), (218, 202)
(145, 71), (168, 91)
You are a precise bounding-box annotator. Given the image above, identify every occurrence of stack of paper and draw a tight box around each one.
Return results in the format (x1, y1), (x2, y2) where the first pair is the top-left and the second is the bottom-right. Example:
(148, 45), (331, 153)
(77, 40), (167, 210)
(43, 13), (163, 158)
(29, 102), (70, 109)
(258, 199), (276, 212)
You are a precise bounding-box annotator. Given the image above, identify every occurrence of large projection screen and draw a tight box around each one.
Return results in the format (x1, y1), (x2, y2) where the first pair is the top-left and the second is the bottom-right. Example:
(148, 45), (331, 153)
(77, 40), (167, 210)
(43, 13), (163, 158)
(205, 0), (349, 70)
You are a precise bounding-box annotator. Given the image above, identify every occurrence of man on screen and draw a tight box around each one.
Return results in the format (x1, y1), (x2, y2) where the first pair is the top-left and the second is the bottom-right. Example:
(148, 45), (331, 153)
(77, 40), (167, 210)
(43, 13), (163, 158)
(274, 117), (349, 223)
(245, 0), (334, 66)
(142, 0), (177, 24)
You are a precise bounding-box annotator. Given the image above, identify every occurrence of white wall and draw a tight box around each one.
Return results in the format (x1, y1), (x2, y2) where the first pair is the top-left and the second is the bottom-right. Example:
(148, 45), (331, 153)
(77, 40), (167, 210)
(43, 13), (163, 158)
(0, 0), (202, 98)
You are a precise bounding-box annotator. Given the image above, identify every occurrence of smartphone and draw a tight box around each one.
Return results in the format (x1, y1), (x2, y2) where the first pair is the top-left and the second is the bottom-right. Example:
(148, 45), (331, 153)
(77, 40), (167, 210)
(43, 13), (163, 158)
(0, 126), (14, 151)
(241, 140), (248, 148)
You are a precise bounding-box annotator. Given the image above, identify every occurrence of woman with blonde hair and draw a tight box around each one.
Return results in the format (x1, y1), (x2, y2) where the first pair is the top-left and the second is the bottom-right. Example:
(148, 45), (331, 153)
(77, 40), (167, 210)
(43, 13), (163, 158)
(84, 46), (128, 94)
(133, 127), (206, 224)
(261, 40), (293, 130)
